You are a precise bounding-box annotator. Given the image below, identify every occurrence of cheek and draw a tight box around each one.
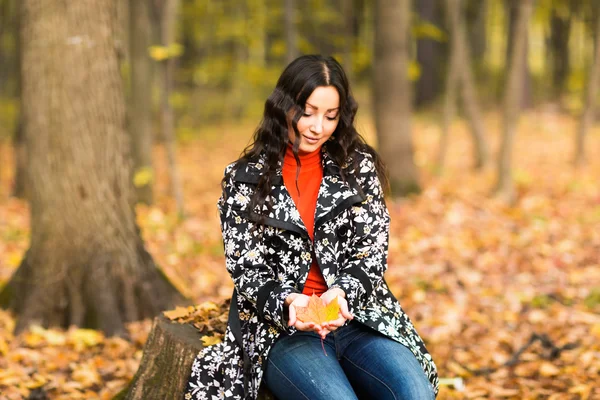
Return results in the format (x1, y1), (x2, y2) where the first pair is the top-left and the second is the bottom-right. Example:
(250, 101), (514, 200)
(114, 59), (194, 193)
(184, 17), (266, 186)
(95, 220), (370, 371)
(324, 121), (339, 138)
(296, 119), (310, 132)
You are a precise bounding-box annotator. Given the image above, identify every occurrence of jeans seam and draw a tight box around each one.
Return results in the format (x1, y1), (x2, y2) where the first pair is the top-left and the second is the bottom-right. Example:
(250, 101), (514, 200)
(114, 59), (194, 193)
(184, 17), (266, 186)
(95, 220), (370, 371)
(342, 356), (397, 400)
(267, 358), (311, 400)
(336, 329), (369, 360)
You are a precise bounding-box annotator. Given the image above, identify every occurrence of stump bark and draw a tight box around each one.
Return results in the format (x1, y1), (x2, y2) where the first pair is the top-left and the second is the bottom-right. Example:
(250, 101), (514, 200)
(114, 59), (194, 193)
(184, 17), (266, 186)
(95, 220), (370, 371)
(125, 313), (204, 399)
(125, 308), (275, 400)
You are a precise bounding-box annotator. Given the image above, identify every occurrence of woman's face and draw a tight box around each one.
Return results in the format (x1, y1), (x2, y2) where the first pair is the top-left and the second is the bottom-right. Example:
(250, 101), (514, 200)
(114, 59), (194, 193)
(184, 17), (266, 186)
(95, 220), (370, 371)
(288, 85), (340, 153)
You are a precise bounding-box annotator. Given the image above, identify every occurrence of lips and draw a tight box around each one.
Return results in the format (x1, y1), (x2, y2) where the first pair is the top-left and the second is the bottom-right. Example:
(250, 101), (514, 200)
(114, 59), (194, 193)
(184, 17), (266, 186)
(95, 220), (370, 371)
(302, 135), (319, 144)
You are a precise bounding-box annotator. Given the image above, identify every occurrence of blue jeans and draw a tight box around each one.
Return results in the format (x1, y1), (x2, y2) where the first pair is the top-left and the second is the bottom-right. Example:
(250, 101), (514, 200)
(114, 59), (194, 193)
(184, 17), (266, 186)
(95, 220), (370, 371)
(263, 320), (435, 400)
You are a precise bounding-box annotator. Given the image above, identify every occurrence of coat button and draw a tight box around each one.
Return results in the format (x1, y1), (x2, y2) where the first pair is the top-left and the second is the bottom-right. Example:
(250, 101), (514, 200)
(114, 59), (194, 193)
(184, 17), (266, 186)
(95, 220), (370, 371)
(268, 236), (282, 249)
(337, 225), (350, 237)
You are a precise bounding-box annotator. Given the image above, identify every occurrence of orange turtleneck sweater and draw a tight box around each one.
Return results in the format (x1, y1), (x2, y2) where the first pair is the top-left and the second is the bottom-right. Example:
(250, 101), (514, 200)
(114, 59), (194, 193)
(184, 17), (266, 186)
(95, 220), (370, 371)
(282, 144), (328, 296)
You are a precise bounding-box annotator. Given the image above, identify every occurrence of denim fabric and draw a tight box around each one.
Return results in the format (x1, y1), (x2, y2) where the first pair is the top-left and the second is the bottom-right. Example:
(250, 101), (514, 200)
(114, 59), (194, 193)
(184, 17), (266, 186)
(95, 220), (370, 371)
(263, 320), (436, 400)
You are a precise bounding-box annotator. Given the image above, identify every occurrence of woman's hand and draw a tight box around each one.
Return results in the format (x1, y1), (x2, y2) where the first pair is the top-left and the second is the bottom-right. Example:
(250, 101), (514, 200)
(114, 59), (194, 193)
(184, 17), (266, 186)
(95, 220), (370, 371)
(285, 293), (323, 333)
(320, 288), (353, 334)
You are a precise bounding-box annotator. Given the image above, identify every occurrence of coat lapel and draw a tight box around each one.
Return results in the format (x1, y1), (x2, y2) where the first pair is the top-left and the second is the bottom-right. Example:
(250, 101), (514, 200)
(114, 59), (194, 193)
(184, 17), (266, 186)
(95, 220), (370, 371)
(232, 154), (310, 239)
(314, 149), (366, 230)
(232, 147), (366, 238)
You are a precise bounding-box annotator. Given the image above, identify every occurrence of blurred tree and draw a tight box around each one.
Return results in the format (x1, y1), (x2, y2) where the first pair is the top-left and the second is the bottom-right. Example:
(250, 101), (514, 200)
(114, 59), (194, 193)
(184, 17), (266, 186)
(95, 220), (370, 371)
(12, 0), (27, 199)
(505, 0), (533, 109)
(374, 0), (419, 195)
(414, 0), (445, 107)
(574, 6), (600, 166)
(0, 0), (186, 336)
(284, 0), (298, 64)
(495, 0), (535, 203)
(466, 0), (488, 61)
(153, 0), (185, 217)
(129, 0), (154, 205)
(438, 0), (489, 173)
(341, 0), (354, 81)
(548, 2), (572, 94)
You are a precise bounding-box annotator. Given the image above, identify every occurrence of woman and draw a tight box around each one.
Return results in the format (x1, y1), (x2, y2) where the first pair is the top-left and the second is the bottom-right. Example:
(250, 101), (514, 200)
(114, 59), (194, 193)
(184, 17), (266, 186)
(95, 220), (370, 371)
(184, 55), (438, 400)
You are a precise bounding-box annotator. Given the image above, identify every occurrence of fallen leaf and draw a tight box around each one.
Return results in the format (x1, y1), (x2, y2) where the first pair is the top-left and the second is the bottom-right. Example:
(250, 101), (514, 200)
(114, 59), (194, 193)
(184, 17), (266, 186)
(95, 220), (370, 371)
(200, 335), (222, 347)
(163, 306), (194, 320)
(295, 295), (340, 325)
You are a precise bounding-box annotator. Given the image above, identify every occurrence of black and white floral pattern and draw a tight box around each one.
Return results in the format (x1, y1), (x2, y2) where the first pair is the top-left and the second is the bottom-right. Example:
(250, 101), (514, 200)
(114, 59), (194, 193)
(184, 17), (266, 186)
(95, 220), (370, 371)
(184, 146), (439, 399)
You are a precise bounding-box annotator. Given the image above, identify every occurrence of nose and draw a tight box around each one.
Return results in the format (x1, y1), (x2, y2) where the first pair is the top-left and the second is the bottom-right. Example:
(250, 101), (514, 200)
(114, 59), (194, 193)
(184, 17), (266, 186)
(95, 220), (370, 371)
(311, 118), (323, 134)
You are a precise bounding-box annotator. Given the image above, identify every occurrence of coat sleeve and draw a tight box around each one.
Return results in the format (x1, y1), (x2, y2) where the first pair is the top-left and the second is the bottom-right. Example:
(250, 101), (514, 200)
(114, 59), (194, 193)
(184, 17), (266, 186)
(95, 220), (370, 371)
(218, 164), (300, 332)
(330, 153), (391, 314)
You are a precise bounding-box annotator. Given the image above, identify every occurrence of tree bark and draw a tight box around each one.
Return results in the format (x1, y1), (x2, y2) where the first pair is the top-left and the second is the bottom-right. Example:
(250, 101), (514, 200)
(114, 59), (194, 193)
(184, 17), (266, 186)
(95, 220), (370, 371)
(494, 0), (534, 203)
(414, 0), (443, 107)
(505, 0), (532, 109)
(341, 0), (354, 81)
(437, 2), (461, 174)
(12, 2), (27, 199)
(284, 0), (298, 65)
(156, 0), (185, 217)
(549, 6), (571, 95)
(129, 0), (154, 205)
(125, 314), (204, 399)
(574, 9), (600, 166)
(374, 0), (420, 196)
(466, 0), (488, 61)
(124, 310), (275, 399)
(447, 0), (489, 170)
(0, 0), (187, 336)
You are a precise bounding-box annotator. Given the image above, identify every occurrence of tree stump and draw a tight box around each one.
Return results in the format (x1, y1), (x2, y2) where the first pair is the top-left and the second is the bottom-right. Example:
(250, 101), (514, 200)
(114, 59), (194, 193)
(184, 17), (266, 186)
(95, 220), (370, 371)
(124, 303), (274, 399)
(125, 313), (203, 399)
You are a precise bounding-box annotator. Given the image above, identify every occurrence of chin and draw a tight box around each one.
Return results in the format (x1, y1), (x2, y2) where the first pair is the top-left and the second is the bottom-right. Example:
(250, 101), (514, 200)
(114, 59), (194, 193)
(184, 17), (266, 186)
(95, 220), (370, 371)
(298, 142), (323, 153)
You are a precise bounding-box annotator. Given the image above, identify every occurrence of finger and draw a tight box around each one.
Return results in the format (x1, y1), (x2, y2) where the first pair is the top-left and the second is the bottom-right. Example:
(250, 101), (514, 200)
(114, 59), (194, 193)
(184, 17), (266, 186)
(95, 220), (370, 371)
(318, 328), (330, 339)
(339, 300), (353, 320)
(288, 304), (296, 326)
(326, 316), (346, 328)
(295, 321), (315, 331)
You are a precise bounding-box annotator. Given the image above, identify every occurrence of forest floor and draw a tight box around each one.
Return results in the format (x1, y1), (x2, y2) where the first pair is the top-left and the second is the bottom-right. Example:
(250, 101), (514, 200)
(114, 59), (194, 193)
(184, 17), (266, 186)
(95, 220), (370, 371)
(0, 110), (599, 399)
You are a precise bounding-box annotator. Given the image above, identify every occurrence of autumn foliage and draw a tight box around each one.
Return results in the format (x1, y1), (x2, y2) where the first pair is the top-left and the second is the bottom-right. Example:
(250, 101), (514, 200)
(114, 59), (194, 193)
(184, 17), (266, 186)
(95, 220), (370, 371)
(1, 113), (600, 398)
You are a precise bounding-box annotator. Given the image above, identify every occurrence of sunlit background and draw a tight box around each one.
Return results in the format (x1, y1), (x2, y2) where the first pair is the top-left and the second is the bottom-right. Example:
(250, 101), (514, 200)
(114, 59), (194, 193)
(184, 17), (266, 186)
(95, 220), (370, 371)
(0, 1), (599, 399)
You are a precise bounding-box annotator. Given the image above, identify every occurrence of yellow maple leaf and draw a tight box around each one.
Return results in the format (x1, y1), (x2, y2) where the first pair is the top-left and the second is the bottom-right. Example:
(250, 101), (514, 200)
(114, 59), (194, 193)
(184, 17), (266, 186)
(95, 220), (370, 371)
(163, 306), (194, 320)
(68, 328), (104, 351)
(201, 335), (222, 347)
(296, 294), (340, 325)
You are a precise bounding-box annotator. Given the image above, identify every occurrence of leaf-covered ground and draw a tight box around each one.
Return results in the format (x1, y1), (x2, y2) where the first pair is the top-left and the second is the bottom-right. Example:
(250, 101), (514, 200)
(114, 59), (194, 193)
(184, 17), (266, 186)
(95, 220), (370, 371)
(1, 111), (599, 399)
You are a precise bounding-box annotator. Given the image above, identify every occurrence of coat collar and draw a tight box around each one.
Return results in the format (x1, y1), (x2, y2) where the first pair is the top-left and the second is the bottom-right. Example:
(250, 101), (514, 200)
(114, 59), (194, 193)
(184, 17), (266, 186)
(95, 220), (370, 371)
(232, 145), (366, 238)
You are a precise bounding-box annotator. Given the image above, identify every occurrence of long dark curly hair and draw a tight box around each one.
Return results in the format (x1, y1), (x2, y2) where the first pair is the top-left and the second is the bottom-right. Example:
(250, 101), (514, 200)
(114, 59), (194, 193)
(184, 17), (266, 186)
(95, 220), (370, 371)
(227, 54), (388, 214)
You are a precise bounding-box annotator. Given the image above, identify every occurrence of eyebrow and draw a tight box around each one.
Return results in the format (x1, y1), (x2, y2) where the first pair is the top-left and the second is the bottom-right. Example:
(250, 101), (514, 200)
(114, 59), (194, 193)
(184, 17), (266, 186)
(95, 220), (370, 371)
(306, 102), (339, 112)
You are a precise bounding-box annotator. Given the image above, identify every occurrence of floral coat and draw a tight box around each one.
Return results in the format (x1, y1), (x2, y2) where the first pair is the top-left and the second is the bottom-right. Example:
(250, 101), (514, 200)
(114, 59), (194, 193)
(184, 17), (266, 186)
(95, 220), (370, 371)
(184, 147), (439, 400)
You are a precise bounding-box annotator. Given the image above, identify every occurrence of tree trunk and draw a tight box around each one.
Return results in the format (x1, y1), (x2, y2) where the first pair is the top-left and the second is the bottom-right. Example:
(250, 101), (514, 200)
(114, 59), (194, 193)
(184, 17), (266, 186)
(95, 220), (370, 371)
(574, 9), (600, 166)
(341, 0), (354, 81)
(0, 0), (187, 336)
(414, 0), (443, 107)
(494, 0), (534, 203)
(466, 0), (488, 61)
(284, 0), (298, 65)
(549, 7), (571, 95)
(374, 0), (419, 196)
(12, 2), (26, 199)
(157, 0), (185, 217)
(505, 0), (532, 109)
(124, 309), (275, 399)
(448, 0), (489, 170)
(437, 23), (459, 174)
(125, 314), (204, 399)
(12, 118), (27, 198)
(129, 0), (154, 205)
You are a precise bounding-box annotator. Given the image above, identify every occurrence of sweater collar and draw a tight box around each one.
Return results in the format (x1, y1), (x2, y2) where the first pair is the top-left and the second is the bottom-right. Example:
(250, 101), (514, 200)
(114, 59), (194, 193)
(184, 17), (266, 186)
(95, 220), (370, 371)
(283, 143), (322, 168)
